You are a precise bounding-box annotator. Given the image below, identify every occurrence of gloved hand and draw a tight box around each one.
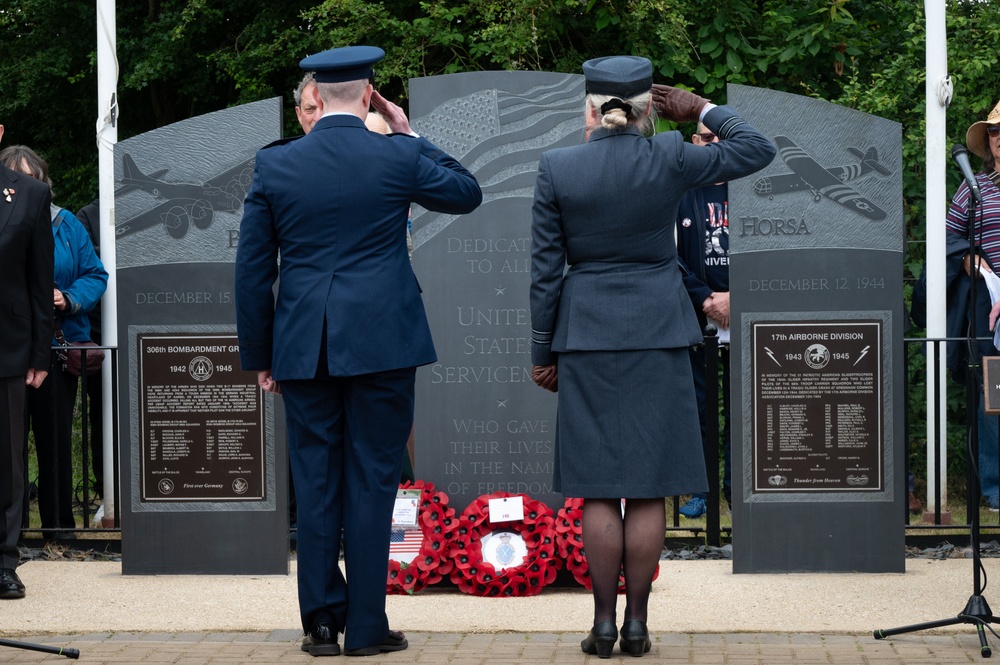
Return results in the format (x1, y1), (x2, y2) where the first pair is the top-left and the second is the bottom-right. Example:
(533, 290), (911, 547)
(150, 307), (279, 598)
(651, 84), (710, 123)
(531, 364), (558, 392)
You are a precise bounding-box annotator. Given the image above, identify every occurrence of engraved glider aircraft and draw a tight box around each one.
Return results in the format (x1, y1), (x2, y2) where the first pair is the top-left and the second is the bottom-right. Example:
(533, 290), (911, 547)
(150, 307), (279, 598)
(115, 153), (255, 239)
(752, 136), (891, 221)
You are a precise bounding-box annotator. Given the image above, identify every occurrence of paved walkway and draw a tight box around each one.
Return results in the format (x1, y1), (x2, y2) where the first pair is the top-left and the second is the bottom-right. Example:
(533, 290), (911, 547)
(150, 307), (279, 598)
(3, 558), (1000, 663)
(0, 630), (994, 663)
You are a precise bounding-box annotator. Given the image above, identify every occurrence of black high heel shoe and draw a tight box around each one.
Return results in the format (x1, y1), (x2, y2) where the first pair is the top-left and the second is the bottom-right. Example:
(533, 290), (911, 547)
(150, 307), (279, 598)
(619, 620), (651, 657)
(580, 620), (617, 659)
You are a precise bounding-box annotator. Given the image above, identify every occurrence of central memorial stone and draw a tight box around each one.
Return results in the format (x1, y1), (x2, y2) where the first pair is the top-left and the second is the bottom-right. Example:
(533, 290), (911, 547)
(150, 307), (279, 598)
(409, 72), (584, 510)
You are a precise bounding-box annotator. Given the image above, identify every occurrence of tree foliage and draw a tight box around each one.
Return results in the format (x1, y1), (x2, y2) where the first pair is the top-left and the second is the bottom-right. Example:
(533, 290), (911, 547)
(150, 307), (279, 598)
(3, 0), (1000, 494)
(4, 0), (997, 217)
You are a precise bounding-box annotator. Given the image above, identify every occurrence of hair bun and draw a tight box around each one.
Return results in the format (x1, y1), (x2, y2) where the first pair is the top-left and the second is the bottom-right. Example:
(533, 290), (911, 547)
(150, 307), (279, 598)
(599, 98), (633, 119)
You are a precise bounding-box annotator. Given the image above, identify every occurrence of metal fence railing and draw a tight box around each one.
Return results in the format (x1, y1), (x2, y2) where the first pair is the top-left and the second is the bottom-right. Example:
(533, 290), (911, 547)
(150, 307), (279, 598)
(23, 337), (1000, 549)
(667, 335), (1000, 547)
(21, 345), (119, 545)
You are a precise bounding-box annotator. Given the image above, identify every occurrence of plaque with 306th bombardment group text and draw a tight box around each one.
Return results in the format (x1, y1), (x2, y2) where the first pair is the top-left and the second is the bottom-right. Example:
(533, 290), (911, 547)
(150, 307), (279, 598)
(138, 333), (264, 502)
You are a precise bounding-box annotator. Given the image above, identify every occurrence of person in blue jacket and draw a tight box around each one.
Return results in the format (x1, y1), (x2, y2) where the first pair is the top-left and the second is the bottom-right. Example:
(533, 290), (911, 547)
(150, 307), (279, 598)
(235, 46), (482, 657)
(0, 145), (107, 539)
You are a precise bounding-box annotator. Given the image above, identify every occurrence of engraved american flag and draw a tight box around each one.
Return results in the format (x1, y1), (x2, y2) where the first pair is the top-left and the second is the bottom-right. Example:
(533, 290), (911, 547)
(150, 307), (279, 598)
(389, 528), (422, 565)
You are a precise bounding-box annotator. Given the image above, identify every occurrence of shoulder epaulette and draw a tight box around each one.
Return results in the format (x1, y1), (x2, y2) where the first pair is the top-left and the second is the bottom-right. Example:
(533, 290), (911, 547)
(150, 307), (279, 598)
(260, 135), (302, 150)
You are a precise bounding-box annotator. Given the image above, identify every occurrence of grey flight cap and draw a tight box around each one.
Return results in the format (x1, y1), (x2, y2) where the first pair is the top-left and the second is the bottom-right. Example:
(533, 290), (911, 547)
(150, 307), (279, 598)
(582, 55), (653, 99)
(299, 45), (385, 83)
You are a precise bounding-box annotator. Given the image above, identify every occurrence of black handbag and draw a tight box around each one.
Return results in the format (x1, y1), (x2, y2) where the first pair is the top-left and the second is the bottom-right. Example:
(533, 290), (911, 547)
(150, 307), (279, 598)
(54, 318), (105, 376)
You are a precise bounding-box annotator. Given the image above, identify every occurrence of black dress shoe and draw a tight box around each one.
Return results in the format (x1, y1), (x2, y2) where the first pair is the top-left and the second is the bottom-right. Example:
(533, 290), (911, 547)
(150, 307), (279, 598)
(0, 568), (25, 600)
(581, 620), (617, 659)
(344, 629), (408, 656)
(301, 623), (340, 657)
(619, 619), (651, 657)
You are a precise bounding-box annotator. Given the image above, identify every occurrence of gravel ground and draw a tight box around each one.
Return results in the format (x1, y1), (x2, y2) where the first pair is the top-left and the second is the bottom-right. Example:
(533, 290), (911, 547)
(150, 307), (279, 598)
(19, 540), (1000, 563)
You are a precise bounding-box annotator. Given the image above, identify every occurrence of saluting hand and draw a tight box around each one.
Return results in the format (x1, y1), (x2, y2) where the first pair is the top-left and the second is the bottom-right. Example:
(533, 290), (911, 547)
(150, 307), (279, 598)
(650, 84), (710, 123)
(370, 90), (413, 135)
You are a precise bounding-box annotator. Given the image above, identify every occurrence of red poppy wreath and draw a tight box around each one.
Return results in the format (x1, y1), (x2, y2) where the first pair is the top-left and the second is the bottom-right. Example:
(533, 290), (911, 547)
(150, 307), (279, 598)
(554, 497), (659, 591)
(449, 492), (561, 597)
(386, 480), (459, 595)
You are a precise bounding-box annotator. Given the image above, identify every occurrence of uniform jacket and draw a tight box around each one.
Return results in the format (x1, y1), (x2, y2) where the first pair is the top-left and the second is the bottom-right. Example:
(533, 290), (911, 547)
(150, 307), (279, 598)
(52, 207), (107, 344)
(0, 163), (54, 377)
(235, 114), (482, 380)
(530, 105), (775, 366)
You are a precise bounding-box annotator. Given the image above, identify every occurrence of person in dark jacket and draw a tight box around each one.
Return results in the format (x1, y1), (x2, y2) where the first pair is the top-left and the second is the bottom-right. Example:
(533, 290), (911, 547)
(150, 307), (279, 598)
(0, 125), (53, 600)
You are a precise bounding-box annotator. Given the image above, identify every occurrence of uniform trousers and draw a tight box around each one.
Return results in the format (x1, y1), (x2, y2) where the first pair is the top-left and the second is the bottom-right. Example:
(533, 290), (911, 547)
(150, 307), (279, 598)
(1, 376), (26, 568)
(281, 362), (415, 650)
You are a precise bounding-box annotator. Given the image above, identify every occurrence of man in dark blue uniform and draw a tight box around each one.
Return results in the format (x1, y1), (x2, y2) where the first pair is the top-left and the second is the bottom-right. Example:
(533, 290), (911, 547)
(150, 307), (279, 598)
(235, 46), (482, 656)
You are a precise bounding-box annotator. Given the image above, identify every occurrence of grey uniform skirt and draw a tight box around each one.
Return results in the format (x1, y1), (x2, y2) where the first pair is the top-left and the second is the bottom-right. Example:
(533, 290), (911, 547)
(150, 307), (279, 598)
(553, 348), (708, 499)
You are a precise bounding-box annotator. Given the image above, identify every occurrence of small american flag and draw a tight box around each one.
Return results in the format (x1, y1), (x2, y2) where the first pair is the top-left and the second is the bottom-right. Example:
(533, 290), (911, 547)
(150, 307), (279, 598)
(389, 528), (422, 565)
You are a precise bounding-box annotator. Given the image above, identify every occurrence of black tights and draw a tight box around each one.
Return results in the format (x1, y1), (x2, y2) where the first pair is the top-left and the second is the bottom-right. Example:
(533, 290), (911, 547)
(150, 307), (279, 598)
(582, 498), (665, 625)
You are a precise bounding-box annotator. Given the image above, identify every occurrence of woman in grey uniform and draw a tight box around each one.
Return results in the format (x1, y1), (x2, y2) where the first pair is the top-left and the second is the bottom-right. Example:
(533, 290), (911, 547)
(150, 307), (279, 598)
(529, 56), (774, 658)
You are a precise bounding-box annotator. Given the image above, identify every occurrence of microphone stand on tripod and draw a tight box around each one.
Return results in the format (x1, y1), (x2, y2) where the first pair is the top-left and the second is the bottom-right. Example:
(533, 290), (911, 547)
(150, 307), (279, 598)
(874, 148), (999, 657)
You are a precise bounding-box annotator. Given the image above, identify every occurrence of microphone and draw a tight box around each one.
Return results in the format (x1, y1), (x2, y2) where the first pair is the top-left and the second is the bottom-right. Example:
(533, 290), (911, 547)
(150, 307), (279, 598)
(952, 144), (983, 204)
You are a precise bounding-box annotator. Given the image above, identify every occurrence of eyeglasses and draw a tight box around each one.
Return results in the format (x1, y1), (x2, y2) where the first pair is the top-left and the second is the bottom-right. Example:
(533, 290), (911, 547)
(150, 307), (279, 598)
(988, 126), (1000, 136)
(697, 132), (718, 142)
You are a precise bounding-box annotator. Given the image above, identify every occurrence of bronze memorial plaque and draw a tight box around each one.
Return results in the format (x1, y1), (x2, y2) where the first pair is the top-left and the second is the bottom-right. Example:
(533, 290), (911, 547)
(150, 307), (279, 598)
(138, 332), (265, 502)
(752, 320), (882, 492)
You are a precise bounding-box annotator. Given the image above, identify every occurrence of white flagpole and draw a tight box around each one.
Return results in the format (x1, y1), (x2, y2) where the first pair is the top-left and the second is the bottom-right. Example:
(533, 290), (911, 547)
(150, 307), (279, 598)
(924, 0), (949, 515)
(96, 0), (118, 526)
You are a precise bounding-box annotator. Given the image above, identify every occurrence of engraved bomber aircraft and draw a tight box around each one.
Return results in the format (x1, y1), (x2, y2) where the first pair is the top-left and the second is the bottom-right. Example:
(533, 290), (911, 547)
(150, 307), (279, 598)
(752, 136), (891, 221)
(115, 153), (255, 239)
